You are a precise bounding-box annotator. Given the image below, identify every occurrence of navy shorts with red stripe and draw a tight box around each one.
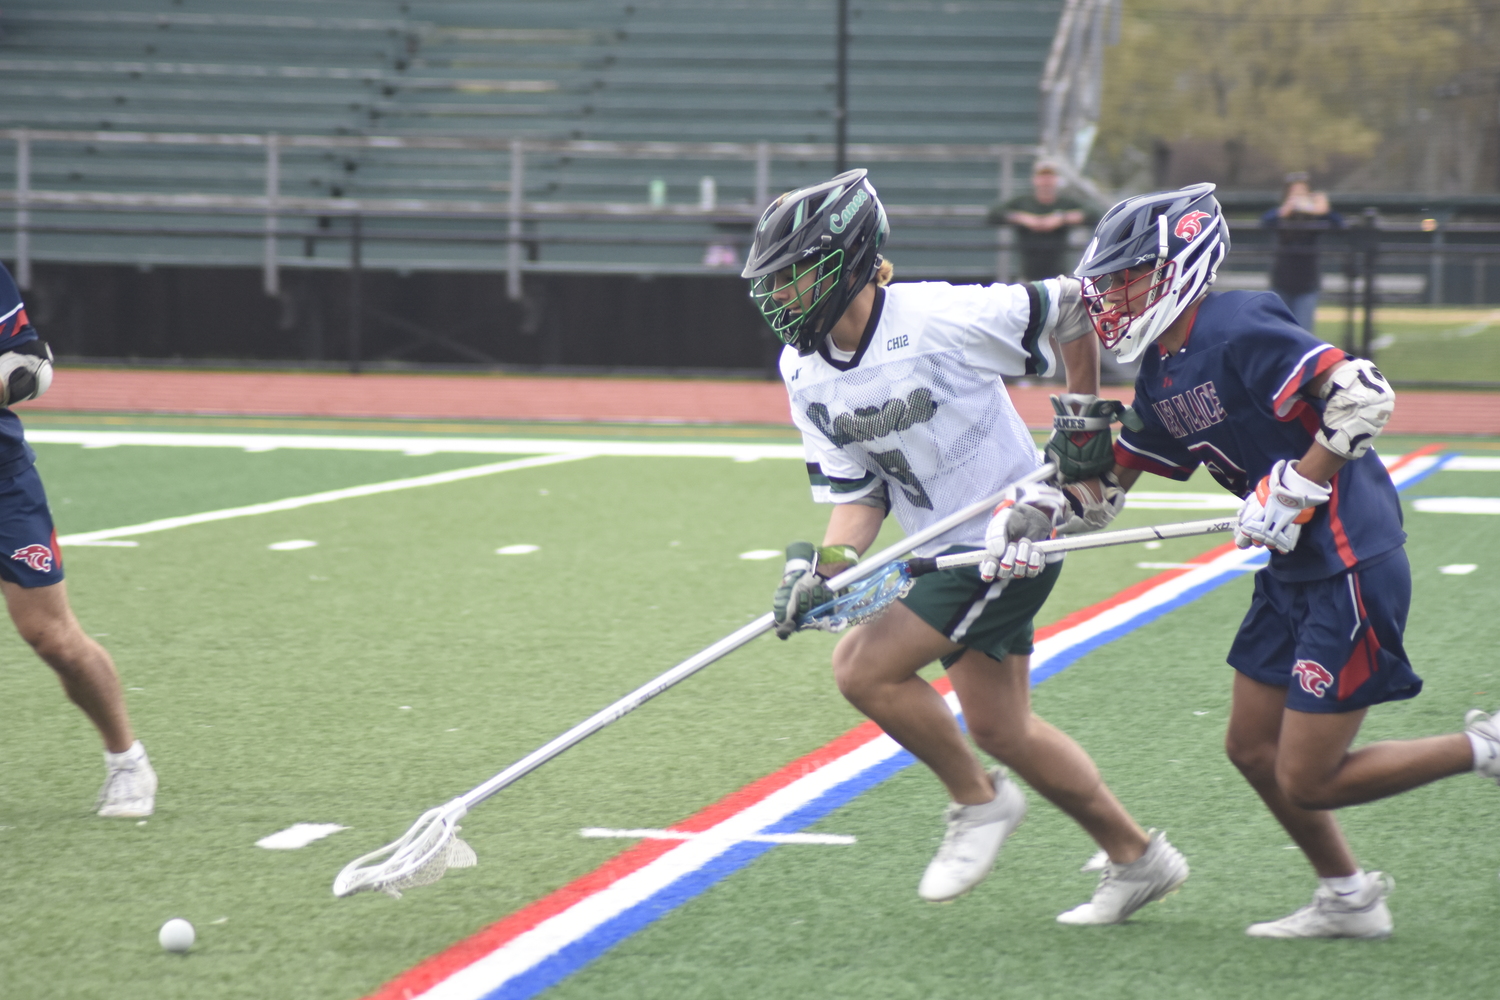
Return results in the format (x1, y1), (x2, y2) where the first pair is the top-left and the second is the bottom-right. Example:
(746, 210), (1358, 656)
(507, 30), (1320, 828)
(1227, 548), (1422, 714)
(0, 463), (64, 588)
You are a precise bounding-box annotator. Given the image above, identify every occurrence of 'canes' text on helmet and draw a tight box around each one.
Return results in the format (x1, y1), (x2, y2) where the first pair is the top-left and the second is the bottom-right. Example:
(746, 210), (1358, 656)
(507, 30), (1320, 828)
(741, 169), (889, 356)
(1074, 183), (1229, 363)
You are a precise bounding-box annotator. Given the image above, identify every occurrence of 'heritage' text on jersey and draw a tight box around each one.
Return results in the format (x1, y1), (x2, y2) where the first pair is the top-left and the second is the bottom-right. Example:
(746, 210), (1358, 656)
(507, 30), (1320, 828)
(1151, 381), (1227, 439)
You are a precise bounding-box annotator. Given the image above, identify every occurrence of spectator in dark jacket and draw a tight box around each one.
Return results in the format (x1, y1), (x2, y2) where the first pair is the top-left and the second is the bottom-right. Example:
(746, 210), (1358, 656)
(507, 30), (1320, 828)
(1260, 172), (1344, 332)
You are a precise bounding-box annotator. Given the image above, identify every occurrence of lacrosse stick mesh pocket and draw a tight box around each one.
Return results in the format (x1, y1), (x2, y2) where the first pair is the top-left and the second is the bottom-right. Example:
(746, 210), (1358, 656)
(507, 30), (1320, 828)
(799, 562), (914, 632)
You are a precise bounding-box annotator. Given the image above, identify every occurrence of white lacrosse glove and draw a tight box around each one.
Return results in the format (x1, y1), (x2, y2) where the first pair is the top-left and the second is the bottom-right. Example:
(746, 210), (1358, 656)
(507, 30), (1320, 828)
(1234, 460), (1329, 555)
(980, 481), (1066, 583)
(1055, 472), (1126, 536)
(0, 341), (52, 407)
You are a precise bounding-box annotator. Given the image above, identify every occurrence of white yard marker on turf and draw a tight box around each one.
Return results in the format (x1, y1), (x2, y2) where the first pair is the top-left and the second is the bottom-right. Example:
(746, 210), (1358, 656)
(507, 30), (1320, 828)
(1411, 497), (1500, 515)
(496, 544), (540, 555)
(738, 549), (781, 560)
(55, 453), (591, 547)
(256, 823), (350, 850)
(27, 429), (805, 463)
(1440, 564), (1479, 575)
(268, 539), (318, 551)
(580, 828), (855, 846)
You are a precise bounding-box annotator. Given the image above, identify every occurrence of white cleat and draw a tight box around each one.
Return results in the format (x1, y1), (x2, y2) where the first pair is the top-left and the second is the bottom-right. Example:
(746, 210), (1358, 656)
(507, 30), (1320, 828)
(1056, 830), (1189, 925)
(1465, 709), (1500, 783)
(97, 741), (157, 818)
(917, 767), (1027, 902)
(1246, 871), (1394, 939)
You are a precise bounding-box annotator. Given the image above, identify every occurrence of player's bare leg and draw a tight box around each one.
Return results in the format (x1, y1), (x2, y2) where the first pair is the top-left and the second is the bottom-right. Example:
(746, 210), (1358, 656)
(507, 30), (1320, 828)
(4, 579), (155, 816)
(947, 648), (1149, 864)
(4, 579), (134, 751)
(832, 600), (992, 804)
(1275, 708), (1471, 809)
(1226, 673), (1359, 877)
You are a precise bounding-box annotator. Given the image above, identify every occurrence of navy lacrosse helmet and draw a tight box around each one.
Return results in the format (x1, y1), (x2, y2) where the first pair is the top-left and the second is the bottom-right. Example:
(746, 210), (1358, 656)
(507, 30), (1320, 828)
(1074, 182), (1229, 362)
(741, 169), (889, 356)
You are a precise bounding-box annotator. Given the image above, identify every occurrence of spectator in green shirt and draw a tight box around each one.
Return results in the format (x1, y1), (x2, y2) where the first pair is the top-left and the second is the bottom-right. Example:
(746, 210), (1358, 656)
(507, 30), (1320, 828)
(988, 160), (1094, 280)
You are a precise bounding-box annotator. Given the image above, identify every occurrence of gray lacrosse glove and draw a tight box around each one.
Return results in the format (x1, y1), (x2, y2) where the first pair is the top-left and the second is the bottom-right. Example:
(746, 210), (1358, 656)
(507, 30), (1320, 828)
(1055, 471), (1127, 536)
(772, 541), (838, 639)
(979, 481), (1068, 582)
(1044, 394), (1145, 483)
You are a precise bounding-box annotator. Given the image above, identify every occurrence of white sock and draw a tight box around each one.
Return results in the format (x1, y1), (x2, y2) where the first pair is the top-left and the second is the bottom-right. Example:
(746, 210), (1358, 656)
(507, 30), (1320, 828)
(1320, 870), (1366, 896)
(1467, 729), (1492, 770)
(104, 740), (145, 766)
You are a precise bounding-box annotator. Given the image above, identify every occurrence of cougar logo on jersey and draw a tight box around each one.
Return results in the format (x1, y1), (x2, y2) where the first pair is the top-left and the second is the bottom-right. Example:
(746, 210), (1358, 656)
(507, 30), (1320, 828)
(807, 388), (939, 447)
(1293, 659), (1334, 698)
(11, 543), (52, 572)
(1173, 211), (1211, 240)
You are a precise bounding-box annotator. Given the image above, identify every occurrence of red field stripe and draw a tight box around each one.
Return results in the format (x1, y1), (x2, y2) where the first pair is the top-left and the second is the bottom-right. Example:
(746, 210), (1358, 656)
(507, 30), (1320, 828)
(367, 449), (1447, 1000)
(367, 717), (900, 1000)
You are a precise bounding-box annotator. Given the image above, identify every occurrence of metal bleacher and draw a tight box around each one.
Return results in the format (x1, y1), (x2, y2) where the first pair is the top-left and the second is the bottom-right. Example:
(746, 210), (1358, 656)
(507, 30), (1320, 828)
(0, 0), (1065, 283)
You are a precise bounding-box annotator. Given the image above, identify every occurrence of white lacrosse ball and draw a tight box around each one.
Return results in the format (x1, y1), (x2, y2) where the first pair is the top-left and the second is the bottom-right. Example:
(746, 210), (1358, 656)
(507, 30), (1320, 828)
(159, 918), (195, 953)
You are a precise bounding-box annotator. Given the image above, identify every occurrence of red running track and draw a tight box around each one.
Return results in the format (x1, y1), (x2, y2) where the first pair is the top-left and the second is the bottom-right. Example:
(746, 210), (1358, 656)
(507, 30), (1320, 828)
(18, 368), (1500, 435)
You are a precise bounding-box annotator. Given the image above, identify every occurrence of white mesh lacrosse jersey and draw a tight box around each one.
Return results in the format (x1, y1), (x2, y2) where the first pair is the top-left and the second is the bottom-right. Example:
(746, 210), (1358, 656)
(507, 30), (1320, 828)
(783, 279), (1070, 557)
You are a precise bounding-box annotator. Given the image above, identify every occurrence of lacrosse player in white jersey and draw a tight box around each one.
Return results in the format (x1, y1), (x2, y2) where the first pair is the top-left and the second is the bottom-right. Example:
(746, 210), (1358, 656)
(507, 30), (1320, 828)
(748, 170), (1187, 923)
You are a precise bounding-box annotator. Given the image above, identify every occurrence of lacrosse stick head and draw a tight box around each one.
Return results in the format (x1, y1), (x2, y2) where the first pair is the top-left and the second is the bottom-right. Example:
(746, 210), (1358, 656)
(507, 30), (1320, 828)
(333, 800), (477, 899)
(798, 560), (913, 633)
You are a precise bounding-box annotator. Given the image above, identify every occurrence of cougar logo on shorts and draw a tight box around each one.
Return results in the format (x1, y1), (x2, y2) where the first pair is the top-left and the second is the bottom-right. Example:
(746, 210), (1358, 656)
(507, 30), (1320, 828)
(11, 542), (53, 572)
(1173, 211), (1211, 241)
(1293, 658), (1334, 698)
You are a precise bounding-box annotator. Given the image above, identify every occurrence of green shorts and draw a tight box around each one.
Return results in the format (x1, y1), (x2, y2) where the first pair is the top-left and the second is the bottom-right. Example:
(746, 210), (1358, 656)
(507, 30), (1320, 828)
(898, 548), (1062, 668)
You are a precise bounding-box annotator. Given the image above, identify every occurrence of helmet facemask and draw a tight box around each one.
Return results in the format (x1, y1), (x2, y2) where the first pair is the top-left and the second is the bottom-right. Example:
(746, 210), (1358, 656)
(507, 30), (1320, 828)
(1080, 259), (1177, 355)
(748, 249), (847, 350)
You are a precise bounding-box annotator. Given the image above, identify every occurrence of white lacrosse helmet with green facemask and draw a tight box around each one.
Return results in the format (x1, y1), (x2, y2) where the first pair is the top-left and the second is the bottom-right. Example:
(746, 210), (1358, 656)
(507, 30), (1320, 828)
(741, 169), (889, 356)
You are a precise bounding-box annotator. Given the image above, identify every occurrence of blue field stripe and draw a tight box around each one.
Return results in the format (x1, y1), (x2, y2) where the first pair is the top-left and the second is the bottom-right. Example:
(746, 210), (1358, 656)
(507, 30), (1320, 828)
(489, 748), (919, 1000)
(495, 457), (1443, 999)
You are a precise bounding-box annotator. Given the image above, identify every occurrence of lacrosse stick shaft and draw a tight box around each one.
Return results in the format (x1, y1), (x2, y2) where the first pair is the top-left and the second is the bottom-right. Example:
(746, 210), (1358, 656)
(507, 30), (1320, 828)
(907, 516), (1235, 576)
(456, 463), (1056, 811)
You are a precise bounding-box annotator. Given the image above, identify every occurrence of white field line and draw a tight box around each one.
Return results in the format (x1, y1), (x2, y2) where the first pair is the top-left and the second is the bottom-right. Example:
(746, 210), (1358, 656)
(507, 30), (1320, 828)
(423, 732), (903, 1000)
(27, 429), (806, 462)
(256, 823), (349, 850)
(579, 828), (856, 846)
(56, 453), (590, 545)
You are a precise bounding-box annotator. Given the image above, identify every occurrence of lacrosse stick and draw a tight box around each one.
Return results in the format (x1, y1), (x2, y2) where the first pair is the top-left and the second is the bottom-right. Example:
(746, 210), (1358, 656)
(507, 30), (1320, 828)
(799, 516), (1235, 632)
(331, 465), (1057, 897)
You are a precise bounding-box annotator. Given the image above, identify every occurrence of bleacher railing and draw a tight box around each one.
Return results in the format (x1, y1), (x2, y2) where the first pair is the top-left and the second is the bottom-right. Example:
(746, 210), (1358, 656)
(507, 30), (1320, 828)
(0, 128), (1050, 298)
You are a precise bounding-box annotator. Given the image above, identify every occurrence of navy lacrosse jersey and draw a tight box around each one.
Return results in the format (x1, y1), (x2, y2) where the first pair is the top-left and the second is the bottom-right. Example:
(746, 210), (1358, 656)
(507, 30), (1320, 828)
(1115, 290), (1404, 582)
(0, 263), (38, 479)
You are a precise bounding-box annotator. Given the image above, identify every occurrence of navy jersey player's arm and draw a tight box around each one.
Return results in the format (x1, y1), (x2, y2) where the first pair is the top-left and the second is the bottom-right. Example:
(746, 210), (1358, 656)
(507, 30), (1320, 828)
(1223, 293), (1360, 484)
(1112, 401), (1197, 483)
(1225, 294), (1345, 422)
(0, 262), (39, 350)
(0, 261), (54, 407)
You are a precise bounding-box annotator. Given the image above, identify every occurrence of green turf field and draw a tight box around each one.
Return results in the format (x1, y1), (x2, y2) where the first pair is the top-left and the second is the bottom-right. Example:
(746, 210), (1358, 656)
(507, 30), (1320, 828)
(2, 419), (1498, 1000)
(1314, 306), (1500, 384)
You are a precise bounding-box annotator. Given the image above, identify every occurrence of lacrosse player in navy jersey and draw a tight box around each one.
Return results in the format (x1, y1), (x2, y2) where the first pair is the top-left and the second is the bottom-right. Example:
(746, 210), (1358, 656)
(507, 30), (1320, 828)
(747, 170), (1187, 923)
(1053, 182), (1500, 938)
(0, 261), (156, 817)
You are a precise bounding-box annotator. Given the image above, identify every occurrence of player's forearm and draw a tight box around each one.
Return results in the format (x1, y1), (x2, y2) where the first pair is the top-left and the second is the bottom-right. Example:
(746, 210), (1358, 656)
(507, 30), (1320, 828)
(820, 501), (885, 572)
(1295, 441), (1347, 487)
(1059, 332), (1100, 396)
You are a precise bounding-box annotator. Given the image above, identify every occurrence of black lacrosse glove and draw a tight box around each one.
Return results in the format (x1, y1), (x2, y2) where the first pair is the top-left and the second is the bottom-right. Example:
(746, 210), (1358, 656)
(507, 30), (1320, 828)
(772, 541), (840, 639)
(1044, 394), (1145, 483)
